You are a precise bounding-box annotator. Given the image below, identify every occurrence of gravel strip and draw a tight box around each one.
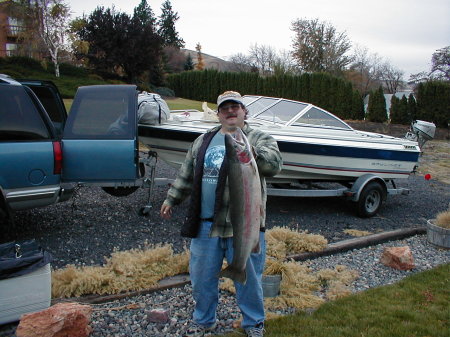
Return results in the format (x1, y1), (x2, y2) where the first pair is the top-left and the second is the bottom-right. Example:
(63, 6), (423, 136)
(1, 235), (448, 337)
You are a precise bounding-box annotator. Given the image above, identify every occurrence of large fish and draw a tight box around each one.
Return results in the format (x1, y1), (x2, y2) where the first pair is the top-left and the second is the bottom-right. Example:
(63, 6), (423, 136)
(219, 127), (262, 285)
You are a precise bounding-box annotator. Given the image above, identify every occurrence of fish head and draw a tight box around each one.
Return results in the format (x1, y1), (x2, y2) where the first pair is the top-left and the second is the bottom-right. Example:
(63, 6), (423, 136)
(225, 128), (252, 164)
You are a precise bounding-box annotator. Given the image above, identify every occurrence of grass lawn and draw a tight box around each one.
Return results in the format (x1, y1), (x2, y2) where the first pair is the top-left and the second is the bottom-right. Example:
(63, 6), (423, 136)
(221, 264), (449, 337)
(64, 97), (217, 113)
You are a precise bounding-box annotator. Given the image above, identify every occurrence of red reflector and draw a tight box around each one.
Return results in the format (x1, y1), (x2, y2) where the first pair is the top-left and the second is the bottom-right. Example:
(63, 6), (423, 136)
(53, 141), (63, 174)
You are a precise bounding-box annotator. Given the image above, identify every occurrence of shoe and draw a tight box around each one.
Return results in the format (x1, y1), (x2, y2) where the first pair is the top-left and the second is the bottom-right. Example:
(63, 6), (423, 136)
(245, 323), (265, 337)
(184, 321), (217, 336)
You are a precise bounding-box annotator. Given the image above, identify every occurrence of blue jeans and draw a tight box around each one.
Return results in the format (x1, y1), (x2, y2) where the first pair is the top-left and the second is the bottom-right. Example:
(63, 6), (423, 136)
(189, 220), (266, 329)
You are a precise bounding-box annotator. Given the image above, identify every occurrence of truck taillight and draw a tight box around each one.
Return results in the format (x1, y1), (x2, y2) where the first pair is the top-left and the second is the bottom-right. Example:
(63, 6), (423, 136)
(53, 141), (63, 174)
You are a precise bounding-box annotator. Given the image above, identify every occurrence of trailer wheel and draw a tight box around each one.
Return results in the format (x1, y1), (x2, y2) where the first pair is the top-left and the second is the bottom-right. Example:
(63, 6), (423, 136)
(356, 181), (384, 218)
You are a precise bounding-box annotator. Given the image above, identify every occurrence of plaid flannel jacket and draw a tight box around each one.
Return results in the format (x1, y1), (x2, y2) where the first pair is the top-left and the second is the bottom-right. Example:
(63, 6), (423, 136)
(163, 122), (282, 238)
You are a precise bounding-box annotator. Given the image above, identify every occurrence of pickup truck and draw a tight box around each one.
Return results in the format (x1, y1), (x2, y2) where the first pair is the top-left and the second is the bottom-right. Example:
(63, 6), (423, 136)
(0, 74), (143, 225)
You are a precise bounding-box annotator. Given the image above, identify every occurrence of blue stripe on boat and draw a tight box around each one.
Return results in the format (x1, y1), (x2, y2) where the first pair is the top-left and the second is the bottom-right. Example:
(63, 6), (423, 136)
(139, 126), (419, 162)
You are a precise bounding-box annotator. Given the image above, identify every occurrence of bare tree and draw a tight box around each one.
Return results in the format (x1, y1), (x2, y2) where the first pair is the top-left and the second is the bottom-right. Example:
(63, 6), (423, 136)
(409, 46), (450, 83)
(291, 18), (352, 75)
(430, 46), (450, 81)
(272, 49), (297, 76)
(35, 0), (70, 77)
(346, 45), (384, 96)
(228, 52), (253, 72)
(248, 43), (277, 75)
(380, 61), (404, 94)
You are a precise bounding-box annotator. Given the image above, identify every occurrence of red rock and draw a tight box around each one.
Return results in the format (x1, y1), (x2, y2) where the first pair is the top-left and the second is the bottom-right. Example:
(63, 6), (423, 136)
(16, 302), (92, 337)
(146, 308), (170, 323)
(380, 246), (415, 270)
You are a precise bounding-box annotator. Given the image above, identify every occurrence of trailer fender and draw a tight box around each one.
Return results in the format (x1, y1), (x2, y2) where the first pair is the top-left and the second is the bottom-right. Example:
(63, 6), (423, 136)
(349, 174), (388, 202)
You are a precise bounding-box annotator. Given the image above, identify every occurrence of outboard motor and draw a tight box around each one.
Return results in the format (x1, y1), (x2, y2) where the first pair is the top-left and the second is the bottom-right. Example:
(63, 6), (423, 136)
(405, 120), (436, 150)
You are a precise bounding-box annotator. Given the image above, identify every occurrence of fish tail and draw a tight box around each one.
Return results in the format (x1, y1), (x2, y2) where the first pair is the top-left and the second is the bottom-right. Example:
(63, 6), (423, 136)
(219, 266), (247, 285)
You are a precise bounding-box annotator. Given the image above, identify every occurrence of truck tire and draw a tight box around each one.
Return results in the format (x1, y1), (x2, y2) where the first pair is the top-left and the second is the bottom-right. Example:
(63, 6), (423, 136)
(356, 181), (385, 218)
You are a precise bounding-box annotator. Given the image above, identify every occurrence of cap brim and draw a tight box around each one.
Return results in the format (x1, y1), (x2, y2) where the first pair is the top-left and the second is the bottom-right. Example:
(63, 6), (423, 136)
(218, 99), (243, 107)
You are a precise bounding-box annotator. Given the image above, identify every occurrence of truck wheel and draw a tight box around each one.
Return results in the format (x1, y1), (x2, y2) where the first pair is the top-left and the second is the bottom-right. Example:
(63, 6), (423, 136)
(356, 181), (384, 218)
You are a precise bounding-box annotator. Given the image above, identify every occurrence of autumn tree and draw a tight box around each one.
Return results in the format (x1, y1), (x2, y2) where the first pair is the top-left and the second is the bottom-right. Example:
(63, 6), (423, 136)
(35, 0), (70, 77)
(195, 42), (204, 70)
(291, 18), (352, 75)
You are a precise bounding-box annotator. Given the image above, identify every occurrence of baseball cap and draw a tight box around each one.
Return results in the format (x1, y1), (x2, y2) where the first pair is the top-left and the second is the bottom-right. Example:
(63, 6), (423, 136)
(217, 91), (244, 108)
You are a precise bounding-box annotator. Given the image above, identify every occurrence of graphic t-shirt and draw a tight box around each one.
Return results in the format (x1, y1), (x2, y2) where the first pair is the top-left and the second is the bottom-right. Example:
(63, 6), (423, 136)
(200, 132), (225, 219)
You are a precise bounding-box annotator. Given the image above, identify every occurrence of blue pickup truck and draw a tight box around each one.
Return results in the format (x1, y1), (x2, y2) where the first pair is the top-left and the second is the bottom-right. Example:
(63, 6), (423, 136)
(0, 74), (142, 224)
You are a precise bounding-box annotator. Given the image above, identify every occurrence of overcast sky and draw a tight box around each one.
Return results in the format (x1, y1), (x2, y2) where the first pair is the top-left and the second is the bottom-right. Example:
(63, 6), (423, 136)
(68, 0), (450, 78)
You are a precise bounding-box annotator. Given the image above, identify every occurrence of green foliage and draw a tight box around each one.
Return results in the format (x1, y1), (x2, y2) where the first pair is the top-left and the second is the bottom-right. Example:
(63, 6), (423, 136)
(1, 56), (125, 98)
(72, 3), (164, 85)
(158, 0), (184, 48)
(416, 81), (450, 128)
(183, 54), (194, 71)
(167, 71), (363, 120)
(154, 86), (175, 97)
(221, 264), (450, 337)
(389, 95), (410, 125)
(407, 93), (417, 122)
(350, 91), (365, 120)
(366, 86), (387, 123)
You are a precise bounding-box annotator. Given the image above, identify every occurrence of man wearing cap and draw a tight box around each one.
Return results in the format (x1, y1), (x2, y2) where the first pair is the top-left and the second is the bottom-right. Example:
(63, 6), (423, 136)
(160, 91), (282, 336)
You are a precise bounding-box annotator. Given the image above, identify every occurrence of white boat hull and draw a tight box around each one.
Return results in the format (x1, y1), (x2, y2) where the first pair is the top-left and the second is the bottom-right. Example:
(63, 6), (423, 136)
(139, 122), (420, 183)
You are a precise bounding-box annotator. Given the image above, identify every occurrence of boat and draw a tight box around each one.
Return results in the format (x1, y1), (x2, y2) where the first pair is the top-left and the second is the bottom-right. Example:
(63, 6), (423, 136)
(138, 95), (435, 185)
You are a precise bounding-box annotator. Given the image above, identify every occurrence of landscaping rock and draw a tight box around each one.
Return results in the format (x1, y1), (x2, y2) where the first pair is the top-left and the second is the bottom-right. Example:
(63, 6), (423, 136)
(16, 302), (92, 337)
(146, 308), (170, 323)
(380, 246), (415, 270)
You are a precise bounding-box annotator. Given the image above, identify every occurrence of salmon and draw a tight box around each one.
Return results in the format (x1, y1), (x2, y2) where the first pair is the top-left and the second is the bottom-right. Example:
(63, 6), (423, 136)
(219, 128), (262, 284)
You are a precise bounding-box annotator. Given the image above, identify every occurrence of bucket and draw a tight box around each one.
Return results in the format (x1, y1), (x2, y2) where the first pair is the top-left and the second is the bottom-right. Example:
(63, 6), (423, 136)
(262, 274), (281, 297)
(427, 219), (450, 249)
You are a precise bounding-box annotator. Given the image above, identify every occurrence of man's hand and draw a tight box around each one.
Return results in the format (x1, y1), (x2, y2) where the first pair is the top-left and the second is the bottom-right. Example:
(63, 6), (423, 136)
(160, 204), (173, 219)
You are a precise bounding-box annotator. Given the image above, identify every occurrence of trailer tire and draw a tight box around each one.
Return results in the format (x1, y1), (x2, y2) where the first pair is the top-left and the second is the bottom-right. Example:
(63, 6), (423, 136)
(356, 181), (384, 218)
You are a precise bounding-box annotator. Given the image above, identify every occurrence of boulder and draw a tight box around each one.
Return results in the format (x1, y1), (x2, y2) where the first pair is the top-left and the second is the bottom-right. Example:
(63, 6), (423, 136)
(16, 302), (92, 337)
(146, 308), (170, 323)
(380, 246), (415, 270)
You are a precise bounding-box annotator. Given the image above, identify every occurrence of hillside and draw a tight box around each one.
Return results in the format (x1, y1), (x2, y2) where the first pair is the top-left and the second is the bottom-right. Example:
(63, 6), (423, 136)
(182, 48), (235, 71)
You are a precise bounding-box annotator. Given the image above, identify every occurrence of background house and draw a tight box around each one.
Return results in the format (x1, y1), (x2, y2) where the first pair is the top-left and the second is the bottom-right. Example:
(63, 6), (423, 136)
(0, 0), (43, 58)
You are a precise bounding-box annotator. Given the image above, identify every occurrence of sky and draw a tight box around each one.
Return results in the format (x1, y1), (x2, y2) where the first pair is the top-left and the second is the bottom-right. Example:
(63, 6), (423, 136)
(67, 0), (450, 78)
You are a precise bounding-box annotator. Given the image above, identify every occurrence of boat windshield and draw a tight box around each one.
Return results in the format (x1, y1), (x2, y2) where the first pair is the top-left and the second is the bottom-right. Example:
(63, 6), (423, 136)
(244, 96), (308, 124)
(292, 107), (351, 129)
(243, 95), (352, 130)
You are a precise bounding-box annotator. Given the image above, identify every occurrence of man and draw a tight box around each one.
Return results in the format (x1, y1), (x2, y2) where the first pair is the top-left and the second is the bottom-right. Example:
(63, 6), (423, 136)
(160, 91), (282, 336)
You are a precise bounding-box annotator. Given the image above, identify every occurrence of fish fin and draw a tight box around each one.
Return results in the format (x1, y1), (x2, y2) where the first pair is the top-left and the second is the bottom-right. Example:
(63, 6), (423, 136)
(218, 266), (247, 285)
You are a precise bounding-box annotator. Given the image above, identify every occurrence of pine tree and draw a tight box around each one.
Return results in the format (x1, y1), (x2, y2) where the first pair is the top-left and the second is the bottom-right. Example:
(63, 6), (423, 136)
(351, 90), (364, 120)
(367, 86), (387, 122)
(407, 93), (417, 123)
(157, 0), (184, 48)
(389, 95), (401, 123)
(133, 0), (156, 26)
(184, 54), (194, 70)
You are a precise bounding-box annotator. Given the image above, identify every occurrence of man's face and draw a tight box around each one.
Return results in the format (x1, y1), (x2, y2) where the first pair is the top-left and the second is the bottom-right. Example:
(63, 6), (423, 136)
(217, 102), (246, 131)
